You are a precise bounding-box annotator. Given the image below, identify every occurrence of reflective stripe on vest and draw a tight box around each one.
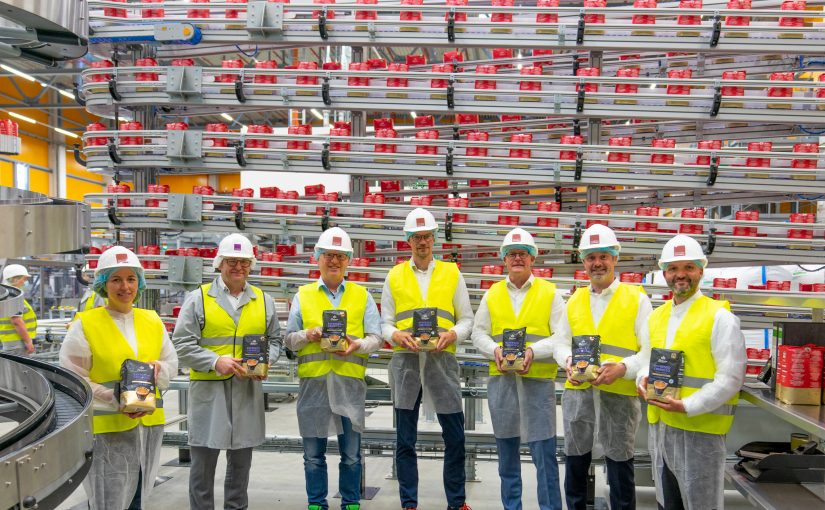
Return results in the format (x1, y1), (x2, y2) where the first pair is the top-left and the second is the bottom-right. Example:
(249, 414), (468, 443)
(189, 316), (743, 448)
(296, 281), (368, 379)
(0, 299), (37, 345)
(387, 260), (460, 353)
(486, 278), (558, 379)
(647, 295), (738, 434)
(191, 283), (267, 381)
(80, 307), (166, 434)
(565, 283), (644, 396)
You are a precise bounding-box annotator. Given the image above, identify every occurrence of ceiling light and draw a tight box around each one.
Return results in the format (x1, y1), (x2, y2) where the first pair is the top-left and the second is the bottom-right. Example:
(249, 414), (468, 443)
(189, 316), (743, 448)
(54, 127), (79, 138)
(410, 111), (417, 119)
(310, 109), (323, 120)
(240, 125), (248, 134)
(649, 83), (656, 89)
(0, 64), (36, 82)
(221, 113), (234, 121)
(58, 89), (75, 100)
(8, 111), (36, 124)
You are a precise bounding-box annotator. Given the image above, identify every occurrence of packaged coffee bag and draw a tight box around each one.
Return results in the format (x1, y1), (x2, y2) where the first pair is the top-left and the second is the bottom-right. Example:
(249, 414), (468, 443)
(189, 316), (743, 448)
(119, 359), (157, 414)
(413, 307), (439, 351)
(242, 335), (269, 377)
(570, 335), (601, 382)
(500, 327), (527, 372)
(647, 348), (684, 402)
(321, 310), (348, 352)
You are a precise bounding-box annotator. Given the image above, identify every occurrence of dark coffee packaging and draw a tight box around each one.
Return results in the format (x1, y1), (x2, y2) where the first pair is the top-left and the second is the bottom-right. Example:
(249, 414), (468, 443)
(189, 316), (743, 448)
(242, 335), (269, 377)
(501, 327), (527, 372)
(647, 348), (684, 402)
(413, 307), (439, 351)
(321, 310), (348, 352)
(119, 359), (157, 413)
(571, 335), (601, 382)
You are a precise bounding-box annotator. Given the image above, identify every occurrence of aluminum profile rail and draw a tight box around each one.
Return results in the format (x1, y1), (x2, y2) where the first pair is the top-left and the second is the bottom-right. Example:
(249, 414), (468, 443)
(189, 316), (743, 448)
(80, 131), (824, 194)
(86, 3), (825, 55)
(79, 66), (825, 124)
(0, 354), (94, 510)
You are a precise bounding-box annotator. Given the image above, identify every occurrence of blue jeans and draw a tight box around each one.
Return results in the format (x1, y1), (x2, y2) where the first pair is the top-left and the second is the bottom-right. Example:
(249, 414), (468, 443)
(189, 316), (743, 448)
(303, 416), (361, 509)
(496, 437), (563, 510)
(395, 389), (466, 509)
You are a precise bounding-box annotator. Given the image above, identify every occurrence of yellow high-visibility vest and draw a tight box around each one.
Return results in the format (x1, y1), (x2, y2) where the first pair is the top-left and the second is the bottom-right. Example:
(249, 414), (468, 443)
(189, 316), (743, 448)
(387, 260), (459, 353)
(191, 283), (266, 381)
(0, 299), (37, 350)
(486, 278), (558, 379)
(81, 306), (166, 434)
(565, 283), (644, 396)
(647, 295), (738, 435)
(296, 281), (368, 379)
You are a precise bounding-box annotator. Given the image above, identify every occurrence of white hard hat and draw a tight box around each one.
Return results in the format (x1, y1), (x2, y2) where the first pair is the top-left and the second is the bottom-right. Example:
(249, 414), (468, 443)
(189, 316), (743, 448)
(315, 227), (353, 257)
(213, 233), (256, 270)
(578, 224), (621, 254)
(2, 264), (30, 284)
(500, 227), (538, 259)
(658, 234), (708, 271)
(403, 208), (438, 237)
(95, 246), (143, 276)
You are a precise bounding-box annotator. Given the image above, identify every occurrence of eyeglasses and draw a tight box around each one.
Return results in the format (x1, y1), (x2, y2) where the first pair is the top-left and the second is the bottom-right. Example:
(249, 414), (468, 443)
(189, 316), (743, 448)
(505, 252), (530, 260)
(410, 233), (434, 243)
(224, 258), (252, 268)
(321, 252), (348, 262)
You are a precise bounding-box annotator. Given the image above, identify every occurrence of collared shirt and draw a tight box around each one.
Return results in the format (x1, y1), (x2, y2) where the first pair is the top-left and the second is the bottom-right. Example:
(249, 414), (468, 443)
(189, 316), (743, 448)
(216, 275), (251, 310)
(380, 258), (474, 343)
(284, 278), (383, 353)
(553, 278), (653, 379)
(471, 274), (567, 361)
(636, 290), (747, 416)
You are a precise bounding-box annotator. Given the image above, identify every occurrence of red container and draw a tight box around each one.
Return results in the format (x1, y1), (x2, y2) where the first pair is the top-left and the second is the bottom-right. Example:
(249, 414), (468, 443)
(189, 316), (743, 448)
(509, 133), (533, 159)
(86, 122), (108, 146)
(253, 60), (277, 84)
(614, 67), (640, 95)
(205, 123), (229, 149)
(574, 269), (590, 280)
(474, 65), (497, 90)
(119, 121), (144, 145)
(768, 72), (794, 97)
(276, 244), (297, 257)
(491, 48), (514, 70)
(414, 115), (435, 129)
(779, 0), (806, 27)
(456, 113), (479, 130)
(497, 200), (521, 226)
(321, 62), (341, 71)
(296, 61), (319, 85)
(536, 0), (559, 23)
(166, 122), (188, 131)
(287, 124), (312, 150)
(469, 178), (490, 197)
(409, 196), (433, 206)
(766, 280), (792, 292)
(246, 124), (272, 149)
(519, 65), (543, 92)
(666, 69), (692, 96)
(364, 192), (386, 219)
(447, 197), (469, 223)
(490, 0), (514, 23)
(632, 0), (657, 25)
(559, 135), (583, 160)
(315, 192), (339, 216)
(387, 63), (410, 88)
(188, 0), (211, 18)
(677, 0), (702, 25)
(305, 184), (325, 196)
(501, 115), (522, 132)
(725, 0), (751, 26)
(170, 58), (195, 67)
(792, 143), (819, 169)
(788, 212), (815, 239)
(428, 179), (449, 200)
(374, 128), (398, 154)
(400, 0), (423, 21)
(216, 59), (244, 83)
(537, 201), (561, 227)
(312, 0), (336, 19)
(366, 58), (387, 70)
(380, 180), (401, 202)
(817, 74), (825, 100)
(608, 137), (632, 163)
(406, 54), (427, 66)
(355, 0), (377, 20)
(620, 272), (645, 284)
(584, 0), (606, 23)
(721, 70), (746, 97)
(695, 139), (722, 165)
(510, 180), (529, 196)
(532, 49), (554, 65)
(231, 188), (255, 213)
(576, 67), (600, 93)
(329, 126), (351, 152)
(430, 63), (454, 89)
(746, 141), (772, 168)
(105, 184), (131, 207)
(348, 62), (370, 87)
(141, 0), (164, 19)
(443, 50), (464, 64)
(416, 130), (440, 155)
(586, 203), (610, 227)
(651, 138), (676, 165)
(734, 210), (759, 237)
(635, 206), (660, 232)
(225, 0), (248, 18)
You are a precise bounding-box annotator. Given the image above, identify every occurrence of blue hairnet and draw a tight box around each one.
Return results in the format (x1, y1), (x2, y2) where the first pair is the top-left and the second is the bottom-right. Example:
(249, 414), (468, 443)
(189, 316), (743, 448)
(314, 247), (353, 261)
(500, 244), (538, 260)
(92, 266), (146, 303)
(404, 229), (438, 243)
(580, 246), (620, 258)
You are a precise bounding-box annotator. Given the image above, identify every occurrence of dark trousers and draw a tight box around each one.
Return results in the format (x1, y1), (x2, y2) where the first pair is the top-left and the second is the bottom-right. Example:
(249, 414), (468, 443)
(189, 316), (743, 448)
(126, 470), (142, 510)
(566, 453), (636, 510)
(395, 389), (466, 509)
(658, 460), (685, 510)
(189, 446), (253, 510)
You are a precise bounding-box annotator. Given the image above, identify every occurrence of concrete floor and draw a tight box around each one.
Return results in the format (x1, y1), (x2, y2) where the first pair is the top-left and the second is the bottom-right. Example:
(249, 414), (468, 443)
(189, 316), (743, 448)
(54, 387), (754, 510)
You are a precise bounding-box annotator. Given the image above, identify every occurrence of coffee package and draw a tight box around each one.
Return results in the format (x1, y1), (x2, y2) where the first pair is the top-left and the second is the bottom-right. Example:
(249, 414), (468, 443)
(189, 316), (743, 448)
(242, 335), (269, 377)
(647, 348), (684, 402)
(500, 327), (527, 372)
(412, 307), (439, 351)
(571, 335), (601, 382)
(119, 359), (157, 414)
(321, 310), (348, 352)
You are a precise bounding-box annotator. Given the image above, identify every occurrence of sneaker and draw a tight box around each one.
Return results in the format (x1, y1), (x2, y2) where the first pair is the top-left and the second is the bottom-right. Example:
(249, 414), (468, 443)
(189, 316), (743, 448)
(308, 505), (324, 510)
(447, 504), (472, 510)
(343, 505), (360, 510)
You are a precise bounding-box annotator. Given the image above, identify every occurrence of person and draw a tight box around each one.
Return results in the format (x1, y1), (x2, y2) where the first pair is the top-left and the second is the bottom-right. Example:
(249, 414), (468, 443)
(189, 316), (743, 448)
(381, 207), (473, 510)
(79, 288), (107, 311)
(172, 233), (281, 510)
(556, 224), (652, 510)
(285, 227), (382, 510)
(59, 246), (178, 510)
(0, 264), (37, 355)
(637, 234), (746, 510)
(471, 228), (565, 510)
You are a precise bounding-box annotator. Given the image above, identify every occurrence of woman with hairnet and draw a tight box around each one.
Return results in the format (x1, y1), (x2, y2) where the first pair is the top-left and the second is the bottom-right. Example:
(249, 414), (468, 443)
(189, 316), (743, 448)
(60, 246), (178, 510)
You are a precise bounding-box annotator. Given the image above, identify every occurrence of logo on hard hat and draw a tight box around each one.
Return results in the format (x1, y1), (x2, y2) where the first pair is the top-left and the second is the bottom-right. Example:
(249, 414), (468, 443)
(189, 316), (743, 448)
(233, 243), (242, 251)
(332, 236), (342, 247)
(416, 217), (425, 227)
(115, 253), (128, 264)
(674, 245), (686, 257)
(512, 233), (521, 242)
(590, 234), (600, 244)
